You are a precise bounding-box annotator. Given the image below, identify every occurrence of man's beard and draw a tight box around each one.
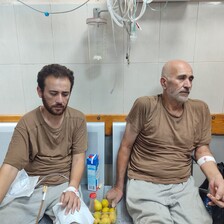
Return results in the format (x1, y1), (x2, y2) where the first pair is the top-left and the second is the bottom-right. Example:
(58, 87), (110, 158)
(168, 90), (190, 103)
(42, 96), (67, 116)
(176, 95), (189, 103)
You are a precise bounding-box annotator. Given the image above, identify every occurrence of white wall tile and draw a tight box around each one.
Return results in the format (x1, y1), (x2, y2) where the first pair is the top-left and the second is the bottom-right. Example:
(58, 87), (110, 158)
(14, 3), (54, 63)
(51, 4), (89, 63)
(1, 1), (224, 115)
(67, 63), (124, 114)
(190, 62), (224, 113)
(78, 63), (124, 114)
(0, 65), (26, 114)
(102, 13), (124, 63)
(124, 63), (161, 113)
(159, 2), (198, 62)
(67, 64), (92, 113)
(126, 3), (160, 63)
(21, 64), (44, 112)
(0, 3), (19, 64)
(195, 2), (224, 61)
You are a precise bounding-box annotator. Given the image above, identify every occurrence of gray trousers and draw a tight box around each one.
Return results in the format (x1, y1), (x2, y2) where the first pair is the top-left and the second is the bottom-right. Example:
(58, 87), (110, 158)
(0, 182), (69, 224)
(126, 176), (212, 224)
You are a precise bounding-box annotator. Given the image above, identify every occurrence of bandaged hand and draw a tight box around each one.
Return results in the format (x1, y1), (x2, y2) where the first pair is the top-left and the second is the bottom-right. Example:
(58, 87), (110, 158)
(60, 186), (81, 215)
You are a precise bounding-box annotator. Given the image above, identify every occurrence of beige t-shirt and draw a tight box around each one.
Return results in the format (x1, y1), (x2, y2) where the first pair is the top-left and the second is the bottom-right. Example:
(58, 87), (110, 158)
(4, 106), (87, 185)
(126, 95), (211, 184)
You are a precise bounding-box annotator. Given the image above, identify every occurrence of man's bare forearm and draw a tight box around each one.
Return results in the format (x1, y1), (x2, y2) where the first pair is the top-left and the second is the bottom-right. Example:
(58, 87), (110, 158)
(69, 152), (85, 189)
(115, 145), (132, 191)
(0, 164), (18, 203)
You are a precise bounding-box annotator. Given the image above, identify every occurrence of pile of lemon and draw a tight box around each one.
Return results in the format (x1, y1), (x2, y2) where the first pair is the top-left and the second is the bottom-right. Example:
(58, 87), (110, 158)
(93, 198), (117, 224)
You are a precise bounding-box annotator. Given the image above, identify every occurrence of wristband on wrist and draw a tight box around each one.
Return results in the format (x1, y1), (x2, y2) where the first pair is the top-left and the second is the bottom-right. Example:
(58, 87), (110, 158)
(197, 156), (216, 167)
(63, 186), (80, 197)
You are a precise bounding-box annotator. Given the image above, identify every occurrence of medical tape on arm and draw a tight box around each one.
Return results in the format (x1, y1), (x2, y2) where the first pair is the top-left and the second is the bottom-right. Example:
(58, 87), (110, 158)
(63, 186), (80, 198)
(197, 156), (216, 167)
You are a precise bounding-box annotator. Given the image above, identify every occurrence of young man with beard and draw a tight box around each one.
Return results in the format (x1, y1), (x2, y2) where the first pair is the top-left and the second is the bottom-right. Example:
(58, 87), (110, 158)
(106, 60), (224, 223)
(0, 64), (87, 223)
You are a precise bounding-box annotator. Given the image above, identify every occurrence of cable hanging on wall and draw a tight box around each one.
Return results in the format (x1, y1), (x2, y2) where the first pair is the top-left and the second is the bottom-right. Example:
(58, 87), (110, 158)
(106, 0), (169, 64)
(106, 0), (153, 27)
(106, 0), (153, 64)
(17, 0), (90, 16)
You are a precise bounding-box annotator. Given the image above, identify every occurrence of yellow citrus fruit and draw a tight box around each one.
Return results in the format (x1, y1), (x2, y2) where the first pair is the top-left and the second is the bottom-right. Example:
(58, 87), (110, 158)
(93, 218), (100, 224)
(100, 213), (109, 219)
(93, 211), (101, 219)
(109, 213), (116, 223)
(109, 207), (115, 213)
(101, 198), (109, 208)
(102, 207), (110, 213)
(94, 199), (102, 212)
(101, 217), (111, 224)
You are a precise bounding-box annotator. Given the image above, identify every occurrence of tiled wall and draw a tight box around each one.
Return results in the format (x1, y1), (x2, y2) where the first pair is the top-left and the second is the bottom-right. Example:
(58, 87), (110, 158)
(1, 0), (224, 114)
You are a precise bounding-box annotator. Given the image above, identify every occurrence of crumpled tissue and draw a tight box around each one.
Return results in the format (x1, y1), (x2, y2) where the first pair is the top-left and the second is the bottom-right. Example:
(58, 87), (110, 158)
(0, 169), (39, 207)
(53, 198), (94, 224)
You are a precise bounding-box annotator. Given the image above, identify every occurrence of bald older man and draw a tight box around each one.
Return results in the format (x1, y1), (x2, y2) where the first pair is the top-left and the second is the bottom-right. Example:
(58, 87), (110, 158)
(106, 60), (224, 223)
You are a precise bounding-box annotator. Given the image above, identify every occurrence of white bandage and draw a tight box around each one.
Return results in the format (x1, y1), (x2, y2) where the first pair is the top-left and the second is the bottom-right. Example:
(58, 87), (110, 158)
(63, 186), (80, 198)
(197, 156), (216, 167)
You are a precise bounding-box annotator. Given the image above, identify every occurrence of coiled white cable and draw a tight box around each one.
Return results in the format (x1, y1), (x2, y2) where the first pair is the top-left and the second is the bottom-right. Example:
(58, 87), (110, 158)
(107, 0), (153, 26)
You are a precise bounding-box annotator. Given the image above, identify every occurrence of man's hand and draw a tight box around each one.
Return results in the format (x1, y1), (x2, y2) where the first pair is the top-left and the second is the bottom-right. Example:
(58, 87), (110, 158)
(207, 174), (224, 208)
(60, 190), (81, 215)
(106, 187), (123, 208)
(207, 193), (224, 208)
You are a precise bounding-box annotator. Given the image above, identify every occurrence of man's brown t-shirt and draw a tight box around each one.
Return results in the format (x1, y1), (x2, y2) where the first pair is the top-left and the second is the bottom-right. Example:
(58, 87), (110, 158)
(3, 106), (87, 185)
(126, 95), (211, 184)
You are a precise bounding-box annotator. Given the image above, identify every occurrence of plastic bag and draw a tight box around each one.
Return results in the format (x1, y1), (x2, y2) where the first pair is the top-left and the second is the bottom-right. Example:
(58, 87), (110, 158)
(0, 169), (39, 207)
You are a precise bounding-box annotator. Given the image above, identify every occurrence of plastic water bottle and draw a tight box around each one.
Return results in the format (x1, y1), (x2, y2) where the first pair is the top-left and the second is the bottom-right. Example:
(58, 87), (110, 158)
(89, 192), (97, 213)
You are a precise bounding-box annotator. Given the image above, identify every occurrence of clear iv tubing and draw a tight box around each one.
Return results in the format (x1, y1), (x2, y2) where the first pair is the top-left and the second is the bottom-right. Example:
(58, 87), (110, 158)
(107, 0), (124, 27)
(107, 0), (152, 26)
(35, 173), (69, 187)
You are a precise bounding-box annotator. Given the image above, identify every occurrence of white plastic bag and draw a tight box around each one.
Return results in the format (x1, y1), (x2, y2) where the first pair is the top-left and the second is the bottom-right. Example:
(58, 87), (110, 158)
(53, 198), (94, 224)
(0, 169), (39, 207)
